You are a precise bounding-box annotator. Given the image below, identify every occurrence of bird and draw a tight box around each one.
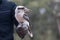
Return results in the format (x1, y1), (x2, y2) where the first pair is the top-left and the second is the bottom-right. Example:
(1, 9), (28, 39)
(15, 6), (33, 39)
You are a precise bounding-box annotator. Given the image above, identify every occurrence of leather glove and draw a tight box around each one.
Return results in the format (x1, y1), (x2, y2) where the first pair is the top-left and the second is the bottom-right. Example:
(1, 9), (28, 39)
(16, 24), (27, 39)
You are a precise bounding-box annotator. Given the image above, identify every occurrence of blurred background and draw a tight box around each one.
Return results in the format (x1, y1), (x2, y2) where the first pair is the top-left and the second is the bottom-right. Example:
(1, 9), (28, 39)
(8, 0), (60, 40)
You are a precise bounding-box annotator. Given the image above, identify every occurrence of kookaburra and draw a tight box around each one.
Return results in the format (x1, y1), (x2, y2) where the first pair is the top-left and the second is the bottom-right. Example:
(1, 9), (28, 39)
(15, 6), (33, 39)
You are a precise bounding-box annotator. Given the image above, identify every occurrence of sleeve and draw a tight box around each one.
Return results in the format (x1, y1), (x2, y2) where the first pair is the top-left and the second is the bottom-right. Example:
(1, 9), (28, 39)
(11, 2), (19, 26)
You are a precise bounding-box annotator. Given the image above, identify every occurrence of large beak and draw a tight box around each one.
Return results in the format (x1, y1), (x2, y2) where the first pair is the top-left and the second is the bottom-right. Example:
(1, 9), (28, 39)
(29, 9), (32, 12)
(25, 9), (32, 13)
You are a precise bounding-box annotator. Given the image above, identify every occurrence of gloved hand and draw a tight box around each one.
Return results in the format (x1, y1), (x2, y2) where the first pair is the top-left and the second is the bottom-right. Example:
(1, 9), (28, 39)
(16, 24), (28, 39)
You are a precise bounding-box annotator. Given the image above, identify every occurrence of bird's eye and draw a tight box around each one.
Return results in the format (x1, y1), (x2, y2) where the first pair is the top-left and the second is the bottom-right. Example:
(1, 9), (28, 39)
(18, 8), (21, 10)
(18, 8), (24, 10)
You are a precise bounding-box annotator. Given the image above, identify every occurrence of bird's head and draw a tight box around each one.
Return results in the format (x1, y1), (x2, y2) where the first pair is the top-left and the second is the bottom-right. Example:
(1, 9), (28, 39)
(15, 6), (32, 14)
